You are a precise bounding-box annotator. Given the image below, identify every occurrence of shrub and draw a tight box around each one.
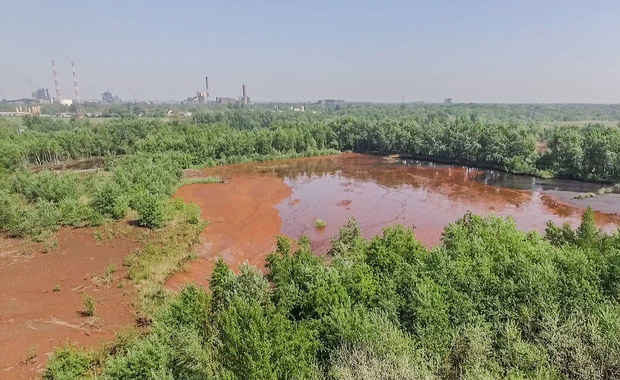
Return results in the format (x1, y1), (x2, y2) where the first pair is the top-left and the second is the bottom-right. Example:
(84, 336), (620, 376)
(314, 218), (327, 229)
(43, 345), (91, 380)
(11, 170), (79, 203)
(11, 199), (61, 239)
(134, 193), (170, 229)
(58, 197), (91, 226)
(83, 294), (95, 317)
(104, 335), (172, 379)
(0, 190), (20, 231)
(91, 179), (129, 220)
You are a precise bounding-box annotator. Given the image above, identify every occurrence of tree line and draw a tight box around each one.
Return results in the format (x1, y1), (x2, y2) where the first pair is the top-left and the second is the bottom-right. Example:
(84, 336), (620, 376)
(2, 108), (620, 181)
(1, 107), (619, 239)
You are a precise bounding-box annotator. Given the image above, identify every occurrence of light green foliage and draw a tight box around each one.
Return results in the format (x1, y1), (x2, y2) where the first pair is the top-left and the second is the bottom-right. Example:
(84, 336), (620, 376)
(104, 335), (173, 379)
(105, 263), (117, 277)
(134, 193), (170, 229)
(314, 218), (327, 229)
(58, 197), (91, 226)
(43, 345), (92, 380)
(177, 176), (223, 187)
(92, 179), (129, 220)
(10, 169), (79, 203)
(83, 294), (95, 317)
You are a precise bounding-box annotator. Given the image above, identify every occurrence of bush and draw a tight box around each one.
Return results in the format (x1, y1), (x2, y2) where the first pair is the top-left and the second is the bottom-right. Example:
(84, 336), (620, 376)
(104, 335), (172, 379)
(0, 190), (20, 231)
(91, 179), (129, 220)
(58, 197), (91, 226)
(134, 193), (170, 229)
(10, 199), (61, 239)
(83, 294), (95, 317)
(11, 170), (79, 203)
(314, 218), (327, 229)
(43, 345), (91, 380)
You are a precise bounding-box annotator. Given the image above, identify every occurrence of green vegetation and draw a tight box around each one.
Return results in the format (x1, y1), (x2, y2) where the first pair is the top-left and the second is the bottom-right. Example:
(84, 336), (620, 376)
(1, 105), (620, 239)
(2, 105), (620, 378)
(125, 198), (206, 313)
(82, 294), (95, 317)
(314, 218), (327, 229)
(43, 346), (91, 380)
(45, 210), (620, 379)
(177, 176), (224, 187)
(105, 263), (117, 277)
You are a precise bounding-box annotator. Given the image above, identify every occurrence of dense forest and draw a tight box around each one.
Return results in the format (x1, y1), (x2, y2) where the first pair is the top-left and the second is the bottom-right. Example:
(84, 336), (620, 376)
(0, 105), (619, 379)
(44, 211), (620, 379)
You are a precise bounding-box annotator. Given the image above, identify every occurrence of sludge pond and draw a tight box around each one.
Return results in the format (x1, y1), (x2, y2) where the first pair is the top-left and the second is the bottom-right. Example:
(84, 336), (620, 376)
(167, 153), (620, 287)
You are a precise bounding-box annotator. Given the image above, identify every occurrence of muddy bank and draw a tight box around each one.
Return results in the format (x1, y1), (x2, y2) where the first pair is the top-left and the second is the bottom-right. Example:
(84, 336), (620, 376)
(166, 175), (292, 289)
(543, 191), (620, 215)
(0, 226), (140, 379)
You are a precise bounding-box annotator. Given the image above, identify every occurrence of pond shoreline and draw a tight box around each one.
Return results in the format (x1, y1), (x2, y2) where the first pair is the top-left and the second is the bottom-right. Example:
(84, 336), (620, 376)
(358, 150), (619, 185)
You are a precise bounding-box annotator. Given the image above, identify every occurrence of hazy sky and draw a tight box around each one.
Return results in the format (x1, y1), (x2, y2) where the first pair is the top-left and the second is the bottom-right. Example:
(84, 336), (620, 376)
(1, 1), (620, 103)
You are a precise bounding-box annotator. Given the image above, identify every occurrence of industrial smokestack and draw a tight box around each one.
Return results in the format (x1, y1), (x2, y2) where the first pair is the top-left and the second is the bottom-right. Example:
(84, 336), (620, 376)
(71, 61), (80, 102)
(205, 76), (209, 104)
(242, 84), (247, 105)
(51, 60), (60, 102)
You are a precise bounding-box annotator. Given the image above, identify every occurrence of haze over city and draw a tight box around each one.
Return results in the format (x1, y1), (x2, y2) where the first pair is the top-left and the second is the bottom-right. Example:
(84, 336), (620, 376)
(1, 0), (620, 103)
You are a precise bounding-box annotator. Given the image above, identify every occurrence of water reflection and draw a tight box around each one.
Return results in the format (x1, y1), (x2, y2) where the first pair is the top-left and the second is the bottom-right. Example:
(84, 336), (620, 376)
(200, 153), (620, 250)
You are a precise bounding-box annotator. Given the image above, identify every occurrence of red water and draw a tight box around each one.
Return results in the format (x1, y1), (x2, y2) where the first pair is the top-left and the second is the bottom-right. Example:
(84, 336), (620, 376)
(274, 154), (620, 251)
(171, 153), (620, 285)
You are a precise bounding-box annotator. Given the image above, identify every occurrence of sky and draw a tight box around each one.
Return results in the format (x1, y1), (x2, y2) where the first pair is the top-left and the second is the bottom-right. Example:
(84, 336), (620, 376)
(1, 0), (620, 103)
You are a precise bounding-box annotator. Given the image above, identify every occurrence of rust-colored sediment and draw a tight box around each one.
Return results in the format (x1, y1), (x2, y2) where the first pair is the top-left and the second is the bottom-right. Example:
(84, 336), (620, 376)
(167, 154), (620, 290)
(0, 227), (140, 379)
(165, 175), (292, 289)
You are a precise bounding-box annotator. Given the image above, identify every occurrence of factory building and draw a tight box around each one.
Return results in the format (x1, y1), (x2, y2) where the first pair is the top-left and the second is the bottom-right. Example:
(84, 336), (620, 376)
(317, 99), (345, 106)
(215, 97), (238, 105)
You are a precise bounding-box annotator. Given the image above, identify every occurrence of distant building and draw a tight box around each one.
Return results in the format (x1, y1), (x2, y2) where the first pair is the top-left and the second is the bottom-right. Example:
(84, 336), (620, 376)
(317, 99), (345, 106)
(31, 88), (51, 103)
(101, 91), (121, 104)
(216, 97), (238, 105)
(444, 98), (454, 105)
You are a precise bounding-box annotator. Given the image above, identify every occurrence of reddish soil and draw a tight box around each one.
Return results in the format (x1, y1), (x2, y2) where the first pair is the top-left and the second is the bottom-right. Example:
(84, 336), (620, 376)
(0, 226), (141, 379)
(166, 175), (292, 289)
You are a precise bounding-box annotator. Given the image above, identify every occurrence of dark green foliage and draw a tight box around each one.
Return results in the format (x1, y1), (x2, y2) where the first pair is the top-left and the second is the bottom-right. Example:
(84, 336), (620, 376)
(65, 212), (620, 379)
(215, 297), (320, 379)
(4, 107), (620, 182)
